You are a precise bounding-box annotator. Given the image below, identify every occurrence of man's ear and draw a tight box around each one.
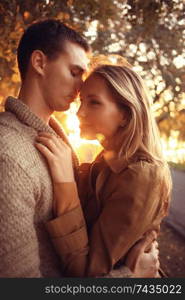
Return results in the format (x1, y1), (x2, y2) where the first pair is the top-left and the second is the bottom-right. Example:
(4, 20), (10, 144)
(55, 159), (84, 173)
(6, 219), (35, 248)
(30, 50), (47, 76)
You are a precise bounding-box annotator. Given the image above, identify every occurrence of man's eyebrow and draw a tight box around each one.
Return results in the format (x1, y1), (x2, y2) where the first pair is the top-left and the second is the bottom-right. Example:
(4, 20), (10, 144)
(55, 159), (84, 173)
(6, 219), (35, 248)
(71, 64), (86, 72)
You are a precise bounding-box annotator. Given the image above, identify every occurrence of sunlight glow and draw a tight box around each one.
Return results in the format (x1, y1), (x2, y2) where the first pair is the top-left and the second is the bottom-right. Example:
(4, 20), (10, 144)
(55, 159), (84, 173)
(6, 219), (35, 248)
(63, 102), (102, 163)
(61, 103), (185, 164)
(84, 20), (98, 42)
(173, 55), (185, 69)
(161, 131), (185, 164)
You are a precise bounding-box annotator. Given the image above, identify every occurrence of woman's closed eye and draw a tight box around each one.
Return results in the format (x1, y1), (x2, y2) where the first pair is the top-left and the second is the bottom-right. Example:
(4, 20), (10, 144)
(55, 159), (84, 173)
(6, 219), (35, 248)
(79, 97), (102, 106)
(89, 99), (101, 105)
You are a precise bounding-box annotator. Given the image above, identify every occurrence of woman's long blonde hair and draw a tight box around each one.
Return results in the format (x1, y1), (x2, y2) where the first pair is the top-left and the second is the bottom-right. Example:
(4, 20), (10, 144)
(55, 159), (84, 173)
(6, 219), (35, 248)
(91, 64), (163, 164)
(90, 64), (172, 208)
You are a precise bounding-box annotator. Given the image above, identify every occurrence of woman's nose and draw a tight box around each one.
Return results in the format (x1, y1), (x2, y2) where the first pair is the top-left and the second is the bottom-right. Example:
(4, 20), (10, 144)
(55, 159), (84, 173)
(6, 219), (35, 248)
(77, 105), (86, 118)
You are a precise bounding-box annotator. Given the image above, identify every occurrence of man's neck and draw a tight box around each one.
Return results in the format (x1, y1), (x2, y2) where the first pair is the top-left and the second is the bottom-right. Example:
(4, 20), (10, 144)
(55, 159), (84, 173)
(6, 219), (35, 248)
(18, 81), (53, 125)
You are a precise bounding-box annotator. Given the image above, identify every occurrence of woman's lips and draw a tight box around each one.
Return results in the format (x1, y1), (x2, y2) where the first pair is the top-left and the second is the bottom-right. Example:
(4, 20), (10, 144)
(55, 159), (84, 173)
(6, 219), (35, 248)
(79, 122), (92, 128)
(65, 96), (74, 103)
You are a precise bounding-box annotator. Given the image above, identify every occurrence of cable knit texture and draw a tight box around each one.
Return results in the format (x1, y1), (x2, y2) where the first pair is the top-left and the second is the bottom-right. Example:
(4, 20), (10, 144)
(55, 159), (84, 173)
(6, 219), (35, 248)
(0, 96), (78, 278)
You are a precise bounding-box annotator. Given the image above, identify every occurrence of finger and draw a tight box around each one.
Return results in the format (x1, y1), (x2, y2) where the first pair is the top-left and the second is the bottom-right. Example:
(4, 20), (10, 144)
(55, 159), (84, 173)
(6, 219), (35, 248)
(141, 230), (158, 252)
(38, 132), (60, 148)
(149, 242), (159, 257)
(49, 117), (66, 138)
(132, 232), (156, 255)
(144, 230), (158, 241)
(35, 136), (57, 153)
(38, 132), (69, 149)
(151, 257), (160, 276)
(38, 132), (58, 141)
(156, 260), (160, 270)
(155, 248), (159, 256)
(38, 132), (53, 137)
(35, 142), (54, 161)
(155, 271), (161, 278)
(153, 240), (159, 249)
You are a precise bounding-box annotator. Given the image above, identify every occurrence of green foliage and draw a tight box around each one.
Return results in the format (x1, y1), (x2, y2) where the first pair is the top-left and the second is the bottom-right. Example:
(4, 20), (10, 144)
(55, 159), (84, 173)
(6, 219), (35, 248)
(169, 161), (185, 172)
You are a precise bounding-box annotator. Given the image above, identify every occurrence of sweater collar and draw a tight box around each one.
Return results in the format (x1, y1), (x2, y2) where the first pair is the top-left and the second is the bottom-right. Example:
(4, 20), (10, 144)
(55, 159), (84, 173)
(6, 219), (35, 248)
(5, 96), (79, 167)
(5, 96), (57, 135)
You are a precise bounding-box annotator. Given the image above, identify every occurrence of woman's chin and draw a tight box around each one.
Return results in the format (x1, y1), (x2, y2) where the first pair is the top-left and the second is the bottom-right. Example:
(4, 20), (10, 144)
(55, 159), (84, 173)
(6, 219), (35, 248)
(80, 131), (96, 140)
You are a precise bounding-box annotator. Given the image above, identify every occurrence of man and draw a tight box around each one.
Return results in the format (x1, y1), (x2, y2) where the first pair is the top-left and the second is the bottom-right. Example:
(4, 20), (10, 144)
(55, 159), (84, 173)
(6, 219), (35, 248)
(0, 19), (159, 277)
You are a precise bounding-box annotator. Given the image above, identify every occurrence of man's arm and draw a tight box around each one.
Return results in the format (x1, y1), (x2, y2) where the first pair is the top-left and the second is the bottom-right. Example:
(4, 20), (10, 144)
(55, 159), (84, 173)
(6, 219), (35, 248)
(0, 155), (41, 277)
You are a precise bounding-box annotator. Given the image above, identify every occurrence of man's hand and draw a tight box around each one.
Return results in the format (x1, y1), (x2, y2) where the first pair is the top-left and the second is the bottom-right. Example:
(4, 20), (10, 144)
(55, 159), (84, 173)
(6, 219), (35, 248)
(125, 231), (160, 278)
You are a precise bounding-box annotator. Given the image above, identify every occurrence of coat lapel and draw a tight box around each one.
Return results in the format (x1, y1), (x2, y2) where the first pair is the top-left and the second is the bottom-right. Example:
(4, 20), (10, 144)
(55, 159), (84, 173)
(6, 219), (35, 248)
(95, 165), (111, 210)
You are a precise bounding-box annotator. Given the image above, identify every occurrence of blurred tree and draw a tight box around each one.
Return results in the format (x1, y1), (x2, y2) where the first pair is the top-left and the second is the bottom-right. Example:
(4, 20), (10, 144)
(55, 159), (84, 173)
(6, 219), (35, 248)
(0, 0), (184, 138)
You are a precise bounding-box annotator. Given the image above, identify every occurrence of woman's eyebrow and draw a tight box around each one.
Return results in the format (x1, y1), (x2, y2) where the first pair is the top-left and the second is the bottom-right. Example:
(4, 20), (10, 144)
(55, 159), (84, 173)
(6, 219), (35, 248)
(87, 94), (98, 98)
(79, 94), (99, 101)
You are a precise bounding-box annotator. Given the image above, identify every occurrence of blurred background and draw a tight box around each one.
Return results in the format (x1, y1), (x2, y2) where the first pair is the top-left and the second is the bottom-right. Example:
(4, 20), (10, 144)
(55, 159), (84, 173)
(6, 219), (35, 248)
(0, 0), (185, 276)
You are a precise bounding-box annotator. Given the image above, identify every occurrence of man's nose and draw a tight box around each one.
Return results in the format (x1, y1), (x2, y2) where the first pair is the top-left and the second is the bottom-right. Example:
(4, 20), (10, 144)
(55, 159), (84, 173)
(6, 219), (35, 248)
(75, 77), (83, 92)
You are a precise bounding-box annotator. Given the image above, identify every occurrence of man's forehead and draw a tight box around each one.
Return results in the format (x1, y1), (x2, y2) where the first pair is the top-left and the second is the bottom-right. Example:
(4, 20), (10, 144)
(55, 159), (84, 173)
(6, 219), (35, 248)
(63, 40), (89, 71)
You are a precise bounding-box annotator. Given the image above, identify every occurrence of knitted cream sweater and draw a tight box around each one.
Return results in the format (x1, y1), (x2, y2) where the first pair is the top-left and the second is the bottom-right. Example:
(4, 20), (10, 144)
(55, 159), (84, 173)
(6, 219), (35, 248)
(0, 96), (76, 278)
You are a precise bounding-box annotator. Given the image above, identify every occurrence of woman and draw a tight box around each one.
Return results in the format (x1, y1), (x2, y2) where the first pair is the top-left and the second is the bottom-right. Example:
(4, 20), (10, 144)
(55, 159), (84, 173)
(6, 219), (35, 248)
(35, 64), (171, 277)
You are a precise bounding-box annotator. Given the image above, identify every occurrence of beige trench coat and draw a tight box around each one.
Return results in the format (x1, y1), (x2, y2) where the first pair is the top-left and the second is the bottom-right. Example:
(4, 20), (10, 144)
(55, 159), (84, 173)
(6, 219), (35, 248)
(46, 152), (170, 277)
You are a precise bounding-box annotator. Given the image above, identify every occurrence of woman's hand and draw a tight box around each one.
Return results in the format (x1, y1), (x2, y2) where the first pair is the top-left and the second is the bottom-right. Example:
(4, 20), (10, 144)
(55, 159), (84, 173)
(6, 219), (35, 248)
(35, 132), (74, 183)
(35, 132), (80, 215)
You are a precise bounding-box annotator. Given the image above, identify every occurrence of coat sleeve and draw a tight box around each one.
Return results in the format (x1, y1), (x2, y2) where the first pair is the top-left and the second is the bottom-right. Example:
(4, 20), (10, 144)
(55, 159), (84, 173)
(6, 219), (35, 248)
(0, 155), (42, 277)
(46, 161), (166, 277)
